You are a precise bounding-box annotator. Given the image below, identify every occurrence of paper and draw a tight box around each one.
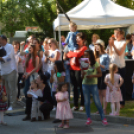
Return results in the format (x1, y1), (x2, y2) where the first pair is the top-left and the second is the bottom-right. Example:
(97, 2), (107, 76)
(27, 90), (38, 98)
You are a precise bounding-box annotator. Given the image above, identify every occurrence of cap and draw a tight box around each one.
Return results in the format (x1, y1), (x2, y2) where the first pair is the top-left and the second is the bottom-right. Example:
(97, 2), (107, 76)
(96, 39), (105, 48)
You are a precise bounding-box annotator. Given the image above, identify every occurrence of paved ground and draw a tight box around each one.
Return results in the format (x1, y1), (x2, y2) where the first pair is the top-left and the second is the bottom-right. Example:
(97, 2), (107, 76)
(1, 114), (134, 134)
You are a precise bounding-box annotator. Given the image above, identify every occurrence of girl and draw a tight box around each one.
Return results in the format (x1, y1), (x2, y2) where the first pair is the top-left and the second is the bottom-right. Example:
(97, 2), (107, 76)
(27, 80), (43, 122)
(22, 44), (39, 121)
(94, 42), (109, 114)
(50, 61), (65, 111)
(56, 82), (73, 128)
(0, 76), (8, 125)
(105, 64), (123, 116)
(81, 50), (108, 126)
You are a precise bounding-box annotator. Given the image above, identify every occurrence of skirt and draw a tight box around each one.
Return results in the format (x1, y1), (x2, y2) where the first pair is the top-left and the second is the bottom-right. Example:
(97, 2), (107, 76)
(0, 101), (8, 111)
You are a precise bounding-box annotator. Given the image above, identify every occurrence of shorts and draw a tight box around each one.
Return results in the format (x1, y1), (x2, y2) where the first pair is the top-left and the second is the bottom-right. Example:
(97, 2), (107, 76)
(98, 70), (109, 90)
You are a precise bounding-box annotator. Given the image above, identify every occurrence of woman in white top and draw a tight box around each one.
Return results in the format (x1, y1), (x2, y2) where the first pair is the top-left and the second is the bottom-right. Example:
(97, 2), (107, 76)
(12, 41), (25, 100)
(109, 28), (126, 108)
(47, 38), (61, 72)
(89, 34), (100, 51)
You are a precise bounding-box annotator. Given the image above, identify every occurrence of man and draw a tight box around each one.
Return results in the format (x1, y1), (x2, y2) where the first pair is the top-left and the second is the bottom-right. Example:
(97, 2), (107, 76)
(0, 35), (17, 110)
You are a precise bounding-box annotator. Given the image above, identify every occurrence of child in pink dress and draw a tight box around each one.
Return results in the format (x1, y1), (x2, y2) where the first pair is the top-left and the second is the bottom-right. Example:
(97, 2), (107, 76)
(55, 82), (73, 128)
(105, 64), (124, 116)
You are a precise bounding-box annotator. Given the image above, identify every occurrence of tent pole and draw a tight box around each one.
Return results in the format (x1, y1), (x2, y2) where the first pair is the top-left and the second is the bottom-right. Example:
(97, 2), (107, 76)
(54, 31), (56, 39)
(58, 26), (61, 51)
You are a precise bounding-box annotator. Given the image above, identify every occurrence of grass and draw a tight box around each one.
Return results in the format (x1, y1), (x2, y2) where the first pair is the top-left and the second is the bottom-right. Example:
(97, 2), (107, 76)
(70, 97), (134, 118)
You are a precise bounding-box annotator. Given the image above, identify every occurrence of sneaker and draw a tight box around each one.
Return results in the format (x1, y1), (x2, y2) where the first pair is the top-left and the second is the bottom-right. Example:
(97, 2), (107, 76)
(109, 113), (115, 116)
(52, 107), (56, 111)
(63, 124), (69, 128)
(115, 112), (119, 116)
(72, 107), (78, 111)
(58, 123), (64, 128)
(102, 118), (108, 126)
(7, 106), (13, 111)
(85, 118), (92, 125)
(79, 106), (84, 112)
(0, 121), (7, 126)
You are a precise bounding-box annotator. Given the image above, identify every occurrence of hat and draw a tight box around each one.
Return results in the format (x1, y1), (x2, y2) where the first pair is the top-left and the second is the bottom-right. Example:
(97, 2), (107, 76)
(96, 39), (105, 48)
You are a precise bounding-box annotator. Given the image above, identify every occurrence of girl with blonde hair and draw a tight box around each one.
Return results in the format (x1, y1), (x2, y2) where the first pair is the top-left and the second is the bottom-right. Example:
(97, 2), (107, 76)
(105, 64), (123, 116)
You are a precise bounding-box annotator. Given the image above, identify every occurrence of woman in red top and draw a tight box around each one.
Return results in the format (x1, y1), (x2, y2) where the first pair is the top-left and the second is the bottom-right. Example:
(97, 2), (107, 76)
(66, 32), (87, 111)
(23, 44), (39, 121)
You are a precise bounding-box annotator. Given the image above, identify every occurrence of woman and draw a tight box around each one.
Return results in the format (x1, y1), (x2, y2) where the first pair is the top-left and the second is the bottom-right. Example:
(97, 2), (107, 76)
(66, 32), (87, 111)
(33, 39), (43, 74)
(48, 38), (61, 72)
(109, 28), (126, 108)
(36, 73), (53, 120)
(94, 42), (109, 114)
(12, 41), (25, 100)
(22, 44), (39, 121)
(81, 50), (108, 126)
(89, 34), (100, 51)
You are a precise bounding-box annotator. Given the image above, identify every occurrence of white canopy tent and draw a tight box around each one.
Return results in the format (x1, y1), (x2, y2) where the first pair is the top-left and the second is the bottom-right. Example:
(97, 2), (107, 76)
(53, 0), (134, 49)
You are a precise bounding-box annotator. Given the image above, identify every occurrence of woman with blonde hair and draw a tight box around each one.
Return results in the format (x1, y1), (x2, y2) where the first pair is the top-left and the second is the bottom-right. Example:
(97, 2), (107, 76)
(89, 34), (100, 51)
(105, 64), (123, 116)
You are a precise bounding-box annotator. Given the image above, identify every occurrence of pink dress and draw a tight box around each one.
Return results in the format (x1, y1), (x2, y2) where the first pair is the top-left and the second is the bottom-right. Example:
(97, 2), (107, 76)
(55, 91), (73, 120)
(105, 74), (122, 103)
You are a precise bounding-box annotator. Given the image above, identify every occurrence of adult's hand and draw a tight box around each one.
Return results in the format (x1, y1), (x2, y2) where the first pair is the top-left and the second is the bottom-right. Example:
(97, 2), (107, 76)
(20, 41), (25, 46)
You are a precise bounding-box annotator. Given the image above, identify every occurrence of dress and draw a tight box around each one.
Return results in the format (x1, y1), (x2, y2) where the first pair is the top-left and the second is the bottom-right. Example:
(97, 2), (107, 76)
(0, 85), (8, 111)
(105, 74), (122, 102)
(55, 91), (73, 120)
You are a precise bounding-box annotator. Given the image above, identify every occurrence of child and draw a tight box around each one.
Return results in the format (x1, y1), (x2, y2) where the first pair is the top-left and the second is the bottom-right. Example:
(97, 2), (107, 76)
(27, 80), (43, 122)
(55, 82), (73, 128)
(105, 64), (123, 116)
(0, 76), (8, 125)
(65, 22), (79, 64)
(65, 21), (78, 51)
(50, 61), (65, 111)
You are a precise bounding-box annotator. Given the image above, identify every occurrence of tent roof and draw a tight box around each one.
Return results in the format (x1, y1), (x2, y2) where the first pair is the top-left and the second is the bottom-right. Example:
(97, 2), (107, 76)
(53, 0), (134, 31)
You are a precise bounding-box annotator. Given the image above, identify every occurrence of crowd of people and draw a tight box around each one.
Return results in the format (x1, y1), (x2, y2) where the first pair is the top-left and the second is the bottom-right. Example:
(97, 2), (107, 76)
(0, 21), (134, 128)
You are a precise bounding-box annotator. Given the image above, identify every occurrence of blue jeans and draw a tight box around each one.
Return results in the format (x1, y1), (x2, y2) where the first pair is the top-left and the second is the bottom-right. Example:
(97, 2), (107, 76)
(82, 84), (105, 120)
(23, 77), (30, 97)
(64, 62), (71, 98)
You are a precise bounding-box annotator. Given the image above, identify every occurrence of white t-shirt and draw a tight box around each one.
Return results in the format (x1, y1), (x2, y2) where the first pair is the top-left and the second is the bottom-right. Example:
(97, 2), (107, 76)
(89, 44), (94, 51)
(1, 43), (17, 75)
(49, 49), (61, 71)
(41, 54), (51, 75)
(14, 51), (25, 73)
(111, 40), (126, 68)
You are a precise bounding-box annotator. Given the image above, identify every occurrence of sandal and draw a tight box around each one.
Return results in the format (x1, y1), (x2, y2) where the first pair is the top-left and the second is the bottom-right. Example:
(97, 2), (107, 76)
(72, 106), (78, 111)
(58, 123), (64, 128)
(0, 121), (7, 126)
(79, 106), (84, 111)
(95, 111), (99, 114)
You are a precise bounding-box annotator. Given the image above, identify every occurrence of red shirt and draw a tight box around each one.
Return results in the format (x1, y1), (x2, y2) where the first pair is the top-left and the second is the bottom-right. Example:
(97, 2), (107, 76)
(67, 46), (87, 70)
(24, 44), (28, 50)
(26, 56), (38, 73)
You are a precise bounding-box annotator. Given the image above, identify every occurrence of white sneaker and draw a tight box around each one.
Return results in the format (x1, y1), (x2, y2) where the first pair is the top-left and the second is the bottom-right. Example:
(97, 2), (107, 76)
(52, 107), (56, 111)
(7, 106), (13, 111)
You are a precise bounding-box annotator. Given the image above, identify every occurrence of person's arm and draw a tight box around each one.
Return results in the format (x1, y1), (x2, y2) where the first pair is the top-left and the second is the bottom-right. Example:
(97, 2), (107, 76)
(67, 46), (87, 58)
(65, 33), (70, 45)
(38, 51), (43, 70)
(112, 42), (126, 56)
(0, 45), (14, 62)
(86, 66), (102, 79)
(49, 51), (60, 62)
(104, 75), (113, 91)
